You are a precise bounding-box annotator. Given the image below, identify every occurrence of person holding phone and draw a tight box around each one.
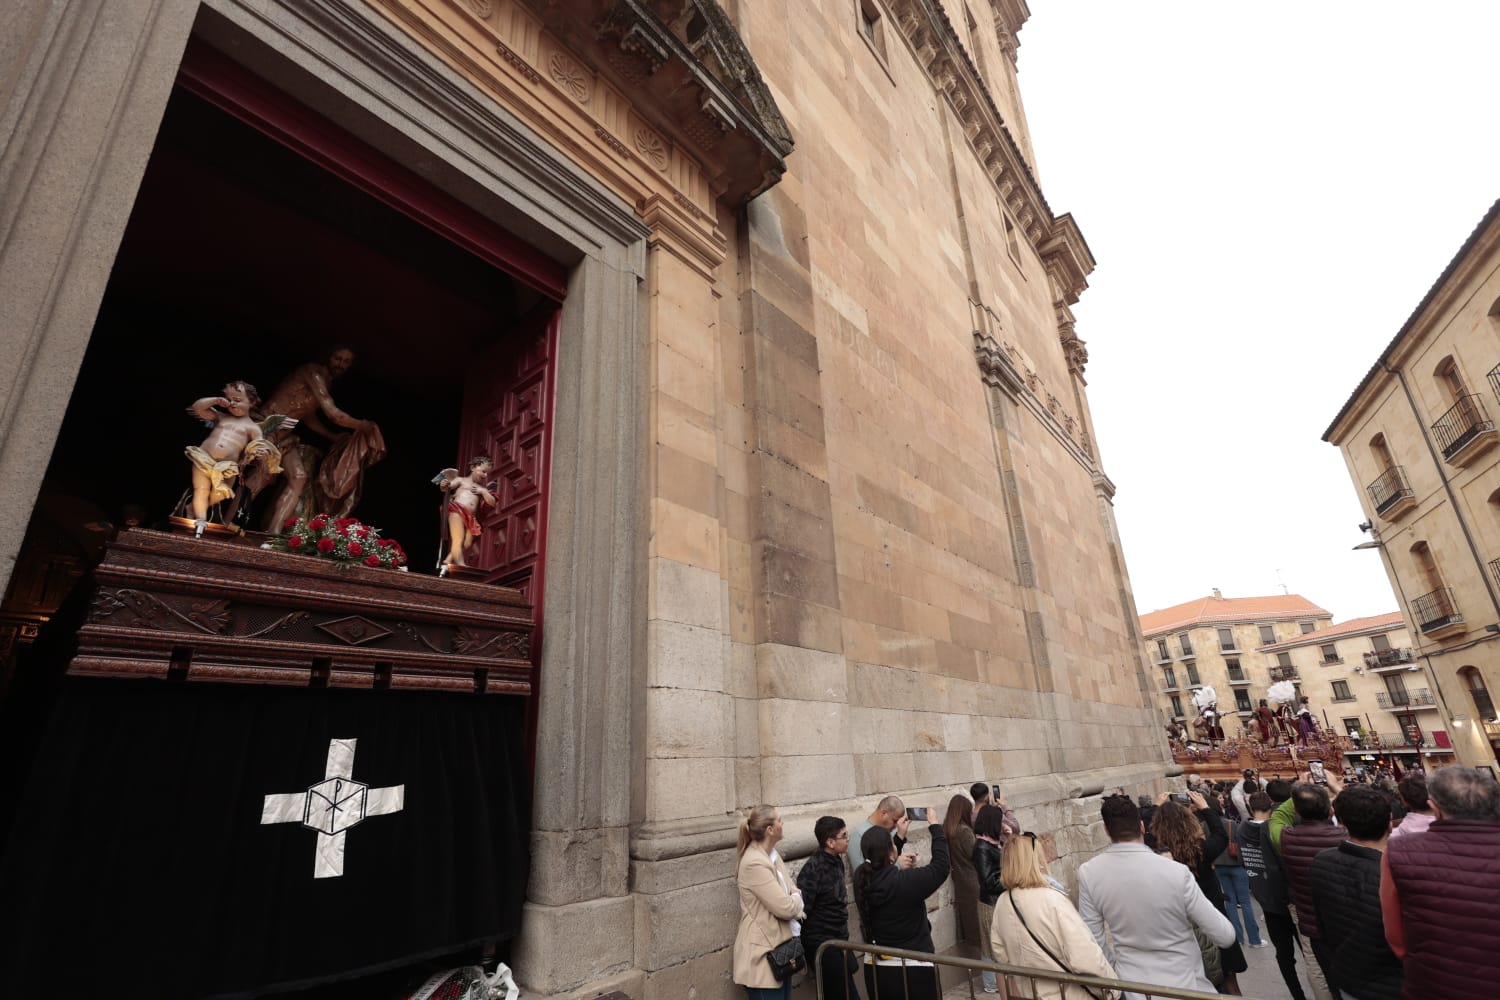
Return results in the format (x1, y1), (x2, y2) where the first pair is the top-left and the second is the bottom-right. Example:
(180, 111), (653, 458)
(848, 795), (912, 871)
(853, 807), (949, 1000)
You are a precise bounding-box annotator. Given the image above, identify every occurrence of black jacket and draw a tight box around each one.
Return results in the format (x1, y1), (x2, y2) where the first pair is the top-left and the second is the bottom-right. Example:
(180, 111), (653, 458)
(1235, 819), (1289, 914)
(974, 838), (1002, 905)
(856, 825), (949, 952)
(1309, 841), (1403, 1000)
(796, 847), (850, 946)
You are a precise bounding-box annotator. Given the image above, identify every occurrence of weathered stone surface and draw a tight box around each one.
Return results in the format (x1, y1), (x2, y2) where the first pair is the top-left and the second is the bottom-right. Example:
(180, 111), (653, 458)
(513, 896), (636, 994)
(529, 827), (630, 906)
(633, 877), (739, 969)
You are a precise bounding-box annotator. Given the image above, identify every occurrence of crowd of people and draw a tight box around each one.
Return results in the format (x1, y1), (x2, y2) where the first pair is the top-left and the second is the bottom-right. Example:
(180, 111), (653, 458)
(731, 766), (1500, 1000)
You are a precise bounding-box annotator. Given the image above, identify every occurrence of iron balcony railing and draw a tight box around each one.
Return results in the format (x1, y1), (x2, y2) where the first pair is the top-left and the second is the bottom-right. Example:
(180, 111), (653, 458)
(1377, 687), (1436, 709)
(1364, 647), (1415, 669)
(1269, 665), (1300, 682)
(1489, 362), (1500, 402)
(1431, 393), (1495, 460)
(1226, 668), (1248, 683)
(1491, 556), (1500, 594)
(1411, 586), (1462, 634)
(1367, 465), (1415, 515)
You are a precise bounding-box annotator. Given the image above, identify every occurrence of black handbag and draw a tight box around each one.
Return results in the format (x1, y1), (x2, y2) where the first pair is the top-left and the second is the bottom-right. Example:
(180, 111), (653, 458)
(766, 936), (806, 981)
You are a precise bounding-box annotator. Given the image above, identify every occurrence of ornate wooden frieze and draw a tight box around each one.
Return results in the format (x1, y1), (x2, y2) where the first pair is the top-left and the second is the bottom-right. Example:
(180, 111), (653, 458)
(71, 529), (533, 695)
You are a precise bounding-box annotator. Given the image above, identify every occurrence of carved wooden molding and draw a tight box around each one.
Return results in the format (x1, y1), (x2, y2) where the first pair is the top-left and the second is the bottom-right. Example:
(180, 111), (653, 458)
(71, 530), (533, 695)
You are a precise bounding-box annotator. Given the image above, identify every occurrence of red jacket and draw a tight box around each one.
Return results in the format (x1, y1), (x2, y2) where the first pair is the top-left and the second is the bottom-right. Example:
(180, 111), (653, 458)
(1278, 820), (1345, 939)
(1385, 819), (1500, 1000)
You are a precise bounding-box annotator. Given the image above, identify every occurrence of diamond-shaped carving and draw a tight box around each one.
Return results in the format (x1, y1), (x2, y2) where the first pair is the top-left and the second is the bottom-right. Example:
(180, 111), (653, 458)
(316, 615), (392, 646)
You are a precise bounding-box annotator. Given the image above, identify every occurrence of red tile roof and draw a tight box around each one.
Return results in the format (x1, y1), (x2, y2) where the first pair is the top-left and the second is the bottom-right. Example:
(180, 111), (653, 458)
(1258, 611), (1406, 651)
(1139, 594), (1330, 637)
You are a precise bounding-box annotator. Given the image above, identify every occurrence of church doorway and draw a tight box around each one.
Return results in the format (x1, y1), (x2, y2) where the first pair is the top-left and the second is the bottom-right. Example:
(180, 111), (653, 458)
(1, 39), (564, 791)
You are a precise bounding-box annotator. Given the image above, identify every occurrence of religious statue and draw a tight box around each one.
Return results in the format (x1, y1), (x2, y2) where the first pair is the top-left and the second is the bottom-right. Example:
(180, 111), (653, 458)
(1267, 680), (1298, 744)
(435, 456), (497, 575)
(254, 347), (386, 532)
(1253, 698), (1277, 745)
(1190, 686), (1224, 748)
(1295, 696), (1319, 746)
(183, 381), (295, 537)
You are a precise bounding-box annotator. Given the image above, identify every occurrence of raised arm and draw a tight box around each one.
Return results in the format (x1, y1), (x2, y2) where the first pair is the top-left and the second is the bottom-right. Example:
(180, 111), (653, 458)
(187, 396), (228, 422)
(307, 369), (365, 431)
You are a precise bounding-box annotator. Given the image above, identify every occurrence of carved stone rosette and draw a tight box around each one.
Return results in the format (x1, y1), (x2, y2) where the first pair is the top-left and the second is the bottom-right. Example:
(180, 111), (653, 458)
(71, 529), (533, 694)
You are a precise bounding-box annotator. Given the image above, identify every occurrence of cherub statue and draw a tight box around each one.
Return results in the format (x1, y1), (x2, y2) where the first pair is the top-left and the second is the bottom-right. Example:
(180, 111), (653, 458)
(184, 381), (296, 537)
(435, 455), (497, 574)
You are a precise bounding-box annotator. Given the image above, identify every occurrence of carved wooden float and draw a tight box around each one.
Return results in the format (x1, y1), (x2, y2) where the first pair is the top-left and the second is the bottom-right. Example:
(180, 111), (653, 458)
(70, 528), (532, 694)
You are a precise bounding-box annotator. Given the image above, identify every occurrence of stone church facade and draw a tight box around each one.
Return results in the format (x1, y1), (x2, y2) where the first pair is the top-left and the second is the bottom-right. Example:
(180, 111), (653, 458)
(1, 1), (1166, 996)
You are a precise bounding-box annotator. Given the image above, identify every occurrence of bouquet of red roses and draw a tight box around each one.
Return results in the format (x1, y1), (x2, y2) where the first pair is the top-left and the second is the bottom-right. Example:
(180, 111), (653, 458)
(269, 514), (408, 569)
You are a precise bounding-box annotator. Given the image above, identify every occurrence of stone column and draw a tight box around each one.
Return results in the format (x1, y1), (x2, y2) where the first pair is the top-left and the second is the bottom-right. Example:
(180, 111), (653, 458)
(0, 0), (199, 594)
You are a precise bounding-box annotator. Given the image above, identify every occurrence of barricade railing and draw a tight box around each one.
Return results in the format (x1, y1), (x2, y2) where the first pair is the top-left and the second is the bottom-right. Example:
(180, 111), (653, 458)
(812, 939), (1238, 1000)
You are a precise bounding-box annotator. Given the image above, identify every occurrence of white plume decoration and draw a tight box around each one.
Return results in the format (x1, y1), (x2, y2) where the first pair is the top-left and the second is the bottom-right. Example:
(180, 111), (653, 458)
(1191, 686), (1218, 712)
(1267, 680), (1297, 705)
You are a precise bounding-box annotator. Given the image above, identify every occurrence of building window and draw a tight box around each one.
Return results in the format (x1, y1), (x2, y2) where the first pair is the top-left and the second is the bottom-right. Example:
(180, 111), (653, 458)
(1258, 624), (1276, 645)
(1299, 621), (1317, 634)
(1320, 644), (1341, 664)
(1155, 638), (1170, 661)
(1217, 627), (1236, 652)
(856, 0), (888, 63)
(1371, 633), (1392, 652)
(1277, 652), (1293, 669)
(1002, 212), (1022, 267)
(1163, 667), (1177, 689)
(1170, 695), (1184, 717)
(1461, 666), (1497, 722)
(1234, 689), (1252, 712)
(1186, 664), (1201, 686)
(1332, 680), (1353, 701)
(1342, 716), (1363, 737)
(1225, 657), (1245, 682)
(1178, 633), (1194, 656)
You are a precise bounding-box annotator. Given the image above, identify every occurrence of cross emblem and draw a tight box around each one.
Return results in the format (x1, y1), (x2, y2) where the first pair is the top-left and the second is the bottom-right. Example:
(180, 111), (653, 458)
(261, 738), (404, 878)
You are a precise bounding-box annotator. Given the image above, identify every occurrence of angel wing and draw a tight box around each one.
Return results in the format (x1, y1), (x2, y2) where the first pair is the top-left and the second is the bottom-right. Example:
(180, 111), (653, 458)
(1191, 685), (1218, 711)
(258, 414), (299, 436)
(431, 467), (460, 488)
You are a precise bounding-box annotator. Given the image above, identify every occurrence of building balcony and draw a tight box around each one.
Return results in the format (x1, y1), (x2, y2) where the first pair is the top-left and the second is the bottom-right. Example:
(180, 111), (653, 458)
(1320, 656), (1344, 666)
(1269, 666), (1300, 683)
(1218, 643), (1242, 653)
(1376, 688), (1438, 711)
(1489, 362), (1500, 403)
(1363, 647), (1416, 671)
(1331, 693), (1358, 703)
(1177, 648), (1196, 660)
(1431, 393), (1497, 467)
(1410, 587), (1465, 639)
(1153, 652), (1172, 665)
(1367, 465), (1416, 521)
(1490, 556), (1500, 595)
(1226, 670), (1252, 685)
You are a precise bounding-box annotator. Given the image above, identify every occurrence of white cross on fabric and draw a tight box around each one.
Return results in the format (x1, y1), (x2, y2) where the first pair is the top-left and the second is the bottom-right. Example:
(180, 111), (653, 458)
(261, 738), (405, 878)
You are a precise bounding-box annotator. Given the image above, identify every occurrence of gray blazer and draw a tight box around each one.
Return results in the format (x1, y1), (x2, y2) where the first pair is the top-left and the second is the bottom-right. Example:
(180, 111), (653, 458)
(1077, 842), (1235, 996)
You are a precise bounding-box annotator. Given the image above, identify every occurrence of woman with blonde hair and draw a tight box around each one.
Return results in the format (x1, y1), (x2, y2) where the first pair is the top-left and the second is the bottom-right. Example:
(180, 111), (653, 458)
(990, 832), (1117, 999)
(732, 804), (805, 999)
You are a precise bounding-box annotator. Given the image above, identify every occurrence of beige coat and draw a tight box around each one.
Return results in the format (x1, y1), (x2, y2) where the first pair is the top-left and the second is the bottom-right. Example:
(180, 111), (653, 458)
(732, 844), (806, 988)
(991, 887), (1118, 1000)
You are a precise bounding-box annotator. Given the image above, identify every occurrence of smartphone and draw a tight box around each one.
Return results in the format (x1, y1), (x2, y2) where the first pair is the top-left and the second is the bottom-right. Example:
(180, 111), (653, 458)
(991, 784), (1002, 802)
(1172, 792), (1191, 805)
(905, 807), (926, 821)
(1309, 761), (1328, 785)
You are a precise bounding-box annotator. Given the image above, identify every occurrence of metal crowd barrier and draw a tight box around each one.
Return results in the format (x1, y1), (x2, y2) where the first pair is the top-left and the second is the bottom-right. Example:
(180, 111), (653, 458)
(812, 940), (1238, 1000)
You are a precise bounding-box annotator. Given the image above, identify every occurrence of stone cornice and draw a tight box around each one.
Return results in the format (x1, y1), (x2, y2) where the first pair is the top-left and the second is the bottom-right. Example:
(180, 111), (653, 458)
(888, 0), (1051, 246)
(988, 0), (1030, 61)
(1040, 212), (1094, 307)
(974, 328), (1094, 469)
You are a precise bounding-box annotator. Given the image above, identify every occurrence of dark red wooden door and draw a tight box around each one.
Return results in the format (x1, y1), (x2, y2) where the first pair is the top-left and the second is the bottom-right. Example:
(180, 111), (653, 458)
(457, 305), (560, 606)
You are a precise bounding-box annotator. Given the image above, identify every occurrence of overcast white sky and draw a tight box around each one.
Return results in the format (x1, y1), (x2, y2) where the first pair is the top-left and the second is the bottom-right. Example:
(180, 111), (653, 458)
(1017, 2), (1500, 622)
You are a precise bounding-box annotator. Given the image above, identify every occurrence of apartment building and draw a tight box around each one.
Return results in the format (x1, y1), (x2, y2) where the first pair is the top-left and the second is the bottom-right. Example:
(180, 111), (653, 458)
(1141, 592), (1333, 729)
(1325, 199), (1500, 769)
(1257, 612), (1457, 770)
